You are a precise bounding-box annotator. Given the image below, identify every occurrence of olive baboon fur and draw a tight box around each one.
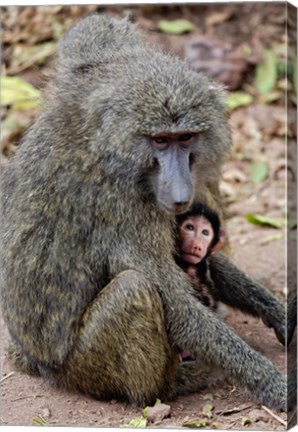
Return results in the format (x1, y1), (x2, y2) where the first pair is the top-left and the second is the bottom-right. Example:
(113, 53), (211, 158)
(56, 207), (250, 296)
(0, 14), (288, 410)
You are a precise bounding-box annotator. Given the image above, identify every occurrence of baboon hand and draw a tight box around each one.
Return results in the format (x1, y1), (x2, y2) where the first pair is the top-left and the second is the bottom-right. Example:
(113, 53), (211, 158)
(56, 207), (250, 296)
(273, 321), (286, 346)
(254, 372), (286, 411)
(287, 320), (296, 348)
(262, 313), (286, 346)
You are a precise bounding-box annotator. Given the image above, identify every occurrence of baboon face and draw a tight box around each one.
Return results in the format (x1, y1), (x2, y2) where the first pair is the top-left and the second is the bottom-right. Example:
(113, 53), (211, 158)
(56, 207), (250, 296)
(177, 215), (214, 264)
(148, 132), (197, 214)
(84, 57), (228, 216)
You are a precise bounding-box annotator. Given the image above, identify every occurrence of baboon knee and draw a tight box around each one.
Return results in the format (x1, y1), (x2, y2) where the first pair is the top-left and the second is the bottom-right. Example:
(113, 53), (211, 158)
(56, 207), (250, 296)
(51, 270), (175, 405)
(7, 340), (40, 377)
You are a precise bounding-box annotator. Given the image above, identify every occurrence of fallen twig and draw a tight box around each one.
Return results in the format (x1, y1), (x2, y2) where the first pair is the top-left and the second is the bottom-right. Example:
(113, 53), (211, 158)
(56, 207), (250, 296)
(11, 396), (28, 402)
(261, 405), (286, 427)
(218, 403), (253, 416)
(226, 419), (239, 429)
(0, 371), (15, 384)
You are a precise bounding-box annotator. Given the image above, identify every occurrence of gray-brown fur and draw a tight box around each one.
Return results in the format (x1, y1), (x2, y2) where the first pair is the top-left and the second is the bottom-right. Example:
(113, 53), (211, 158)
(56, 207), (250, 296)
(175, 256), (218, 309)
(0, 14), (289, 410)
(191, 264), (218, 309)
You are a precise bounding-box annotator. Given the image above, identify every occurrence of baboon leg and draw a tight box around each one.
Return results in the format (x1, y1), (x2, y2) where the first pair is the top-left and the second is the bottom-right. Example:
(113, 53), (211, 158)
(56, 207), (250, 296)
(166, 359), (226, 400)
(43, 270), (177, 406)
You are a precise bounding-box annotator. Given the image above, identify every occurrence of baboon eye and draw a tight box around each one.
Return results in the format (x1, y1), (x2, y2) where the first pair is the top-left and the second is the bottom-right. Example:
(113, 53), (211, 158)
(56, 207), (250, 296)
(151, 136), (168, 150)
(179, 133), (193, 142)
(185, 224), (195, 231)
(202, 229), (210, 236)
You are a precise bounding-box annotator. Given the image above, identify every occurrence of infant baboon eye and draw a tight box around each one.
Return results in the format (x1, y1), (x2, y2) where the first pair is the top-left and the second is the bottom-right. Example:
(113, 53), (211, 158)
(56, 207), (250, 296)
(202, 229), (210, 236)
(185, 224), (195, 231)
(154, 136), (168, 144)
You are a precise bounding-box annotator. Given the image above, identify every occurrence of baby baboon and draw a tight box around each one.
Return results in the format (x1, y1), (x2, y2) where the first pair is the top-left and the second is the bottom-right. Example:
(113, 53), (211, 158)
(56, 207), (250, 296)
(175, 202), (222, 362)
(175, 201), (224, 309)
(1, 14), (289, 410)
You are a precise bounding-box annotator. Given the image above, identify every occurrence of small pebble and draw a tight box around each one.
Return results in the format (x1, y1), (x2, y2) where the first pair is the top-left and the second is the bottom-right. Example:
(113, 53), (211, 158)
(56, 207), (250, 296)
(41, 407), (51, 418)
(147, 403), (171, 423)
(248, 408), (268, 423)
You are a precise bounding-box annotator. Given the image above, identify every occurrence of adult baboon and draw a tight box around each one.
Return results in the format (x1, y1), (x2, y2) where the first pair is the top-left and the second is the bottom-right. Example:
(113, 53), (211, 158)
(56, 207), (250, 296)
(1, 14), (288, 410)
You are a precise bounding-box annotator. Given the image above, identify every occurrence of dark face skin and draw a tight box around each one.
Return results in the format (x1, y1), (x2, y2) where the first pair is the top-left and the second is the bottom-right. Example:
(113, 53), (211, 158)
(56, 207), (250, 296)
(149, 132), (197, 215)
(177, 215), (215, 265)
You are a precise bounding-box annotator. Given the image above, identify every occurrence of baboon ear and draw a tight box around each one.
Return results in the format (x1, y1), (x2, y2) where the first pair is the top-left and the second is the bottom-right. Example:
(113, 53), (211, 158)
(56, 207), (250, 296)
(210, 229), (226, 254)
(56, 14), (141, 74)
(72, 64), (96, 76)
(208, 81), (227, 110)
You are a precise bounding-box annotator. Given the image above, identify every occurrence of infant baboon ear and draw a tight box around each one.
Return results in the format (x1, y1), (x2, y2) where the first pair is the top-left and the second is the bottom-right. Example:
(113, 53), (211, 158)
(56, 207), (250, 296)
(210, 228), (226, 254)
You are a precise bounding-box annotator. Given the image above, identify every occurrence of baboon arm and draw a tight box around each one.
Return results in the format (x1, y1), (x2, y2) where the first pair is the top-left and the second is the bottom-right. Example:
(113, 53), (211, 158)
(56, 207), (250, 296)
(111, 256), (287, 410)
(208, 253), (286, 345)
(157, 271), (287, 411)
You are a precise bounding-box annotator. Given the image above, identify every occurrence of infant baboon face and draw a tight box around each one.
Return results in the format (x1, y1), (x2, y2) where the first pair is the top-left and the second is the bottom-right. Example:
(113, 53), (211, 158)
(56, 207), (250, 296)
(178, 216), (214, 265)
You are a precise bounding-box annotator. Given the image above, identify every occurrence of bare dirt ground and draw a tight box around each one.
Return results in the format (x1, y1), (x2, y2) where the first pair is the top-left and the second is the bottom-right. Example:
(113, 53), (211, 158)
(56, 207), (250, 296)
(1, 3), (296, 430)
